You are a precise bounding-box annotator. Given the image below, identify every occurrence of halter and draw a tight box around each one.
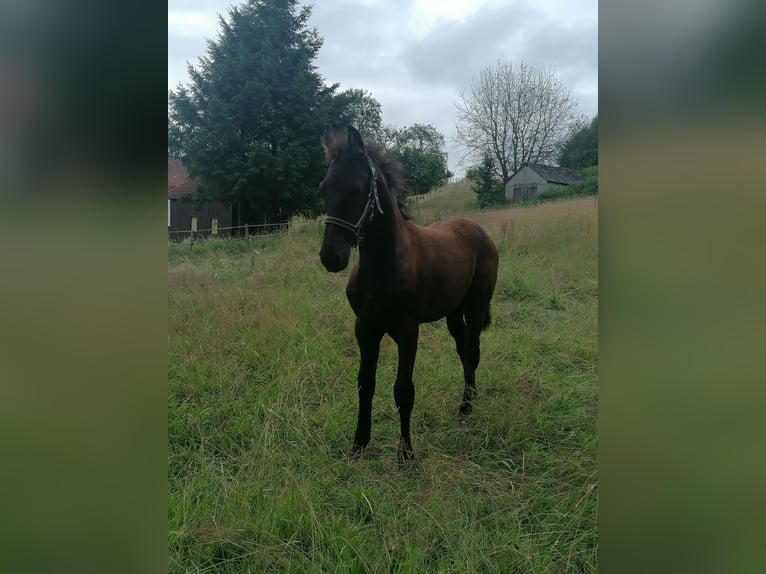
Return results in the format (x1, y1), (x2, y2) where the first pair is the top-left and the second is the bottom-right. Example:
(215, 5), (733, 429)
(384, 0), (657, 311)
(324, 154), (384, 243)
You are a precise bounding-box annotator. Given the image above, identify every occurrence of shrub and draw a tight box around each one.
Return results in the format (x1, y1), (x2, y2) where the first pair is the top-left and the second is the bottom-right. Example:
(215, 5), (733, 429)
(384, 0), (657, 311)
(530, 166), (597, 205)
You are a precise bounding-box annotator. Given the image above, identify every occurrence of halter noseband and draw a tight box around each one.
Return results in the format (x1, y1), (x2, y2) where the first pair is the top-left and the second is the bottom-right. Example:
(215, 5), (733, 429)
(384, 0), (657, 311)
(324, 154), (384, 243)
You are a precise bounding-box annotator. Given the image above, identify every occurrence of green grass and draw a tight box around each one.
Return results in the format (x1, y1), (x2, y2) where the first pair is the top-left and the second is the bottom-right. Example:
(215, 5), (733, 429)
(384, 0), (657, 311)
(408, 179), (477, 221)
(168, 196), (598, 572)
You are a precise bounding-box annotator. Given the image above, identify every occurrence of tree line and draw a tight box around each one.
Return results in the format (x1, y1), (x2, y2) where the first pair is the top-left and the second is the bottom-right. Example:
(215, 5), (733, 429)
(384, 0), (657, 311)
(168, 0), (449, 226)
(169, 0), (596, 224)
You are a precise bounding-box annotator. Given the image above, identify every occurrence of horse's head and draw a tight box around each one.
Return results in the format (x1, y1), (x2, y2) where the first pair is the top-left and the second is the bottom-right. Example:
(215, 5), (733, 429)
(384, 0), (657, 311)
(318, 126), (380, 272)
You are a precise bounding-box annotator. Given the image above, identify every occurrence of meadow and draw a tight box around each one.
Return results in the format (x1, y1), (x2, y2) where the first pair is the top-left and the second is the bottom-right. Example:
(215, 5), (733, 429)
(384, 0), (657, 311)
(168, 185), (598, 572)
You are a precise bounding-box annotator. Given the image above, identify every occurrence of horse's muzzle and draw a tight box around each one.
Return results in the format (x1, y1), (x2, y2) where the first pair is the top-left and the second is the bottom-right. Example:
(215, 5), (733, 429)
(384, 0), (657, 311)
(320, 248), (349, 273)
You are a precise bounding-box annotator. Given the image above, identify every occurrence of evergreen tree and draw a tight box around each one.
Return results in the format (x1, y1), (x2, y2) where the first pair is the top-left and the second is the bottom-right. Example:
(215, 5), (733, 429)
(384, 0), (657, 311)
(168, 0), (334, 225)
(467, 152), (505, 208)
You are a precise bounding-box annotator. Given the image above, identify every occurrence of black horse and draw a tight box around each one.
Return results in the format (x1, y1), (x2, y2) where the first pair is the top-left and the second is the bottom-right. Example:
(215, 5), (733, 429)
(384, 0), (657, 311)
(319, 126), (499, 464)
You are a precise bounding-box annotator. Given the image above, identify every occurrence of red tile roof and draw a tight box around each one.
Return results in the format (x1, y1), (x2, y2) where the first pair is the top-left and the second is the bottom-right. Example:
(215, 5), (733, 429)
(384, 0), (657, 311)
(168, 156), (198, 199)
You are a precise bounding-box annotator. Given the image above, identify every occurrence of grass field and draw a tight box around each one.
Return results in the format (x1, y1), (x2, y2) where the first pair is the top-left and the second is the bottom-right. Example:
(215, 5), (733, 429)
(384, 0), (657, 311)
(168, 185), (598, 572)
(408, 179), (477, 219)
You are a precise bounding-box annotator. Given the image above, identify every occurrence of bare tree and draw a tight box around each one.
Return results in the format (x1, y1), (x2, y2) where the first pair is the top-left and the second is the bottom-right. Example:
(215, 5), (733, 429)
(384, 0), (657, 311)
(455, 60), (578, 183)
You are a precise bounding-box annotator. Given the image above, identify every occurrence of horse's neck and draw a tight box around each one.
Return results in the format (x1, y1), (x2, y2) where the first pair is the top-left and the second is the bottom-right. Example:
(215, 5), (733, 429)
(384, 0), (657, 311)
(358, 185), (405, 278)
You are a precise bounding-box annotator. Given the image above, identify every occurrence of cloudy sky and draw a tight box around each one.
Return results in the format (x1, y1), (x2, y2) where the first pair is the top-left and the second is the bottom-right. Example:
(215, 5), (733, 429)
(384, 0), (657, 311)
(168, 0), (597, 177)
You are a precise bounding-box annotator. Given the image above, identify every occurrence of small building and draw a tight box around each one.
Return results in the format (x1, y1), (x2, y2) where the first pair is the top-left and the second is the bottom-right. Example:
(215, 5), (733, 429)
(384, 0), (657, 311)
(505, 163), (583, 203)
(168, 157), (232, 239)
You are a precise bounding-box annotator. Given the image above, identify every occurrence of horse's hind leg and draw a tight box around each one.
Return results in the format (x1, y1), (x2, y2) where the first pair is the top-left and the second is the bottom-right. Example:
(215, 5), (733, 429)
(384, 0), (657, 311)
(459, 306), (488, 417)
(390, 320), (419, 466)
(446, 310), (466, 363)
(448, 307), (480, 416)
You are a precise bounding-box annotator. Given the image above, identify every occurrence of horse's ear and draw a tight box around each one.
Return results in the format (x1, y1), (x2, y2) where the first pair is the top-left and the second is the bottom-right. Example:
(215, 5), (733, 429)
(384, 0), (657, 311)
(347, 125), (365, 153)
(323, 128), (337, 151)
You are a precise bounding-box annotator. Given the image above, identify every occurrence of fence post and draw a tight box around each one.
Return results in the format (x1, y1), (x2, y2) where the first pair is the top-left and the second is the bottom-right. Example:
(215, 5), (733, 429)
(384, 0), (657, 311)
(189, 229), (194, 255)
(245, 224), (249, 248)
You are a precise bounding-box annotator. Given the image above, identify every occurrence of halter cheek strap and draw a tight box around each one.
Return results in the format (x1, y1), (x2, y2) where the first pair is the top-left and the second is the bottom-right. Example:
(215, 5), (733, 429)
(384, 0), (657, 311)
(324, 155), (384, 243)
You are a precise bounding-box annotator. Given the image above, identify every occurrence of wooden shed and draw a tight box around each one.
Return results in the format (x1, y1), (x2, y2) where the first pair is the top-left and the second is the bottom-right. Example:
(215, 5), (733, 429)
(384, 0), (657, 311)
(168, 157), (232, 239)
(505, 163), (583, 203)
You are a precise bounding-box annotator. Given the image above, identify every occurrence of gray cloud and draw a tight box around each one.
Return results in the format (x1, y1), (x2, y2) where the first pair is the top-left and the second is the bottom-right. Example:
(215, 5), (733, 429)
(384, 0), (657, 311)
(402, 2), (541, 90)
(308, 0), (414, 89)
(401, 1), (597, 113)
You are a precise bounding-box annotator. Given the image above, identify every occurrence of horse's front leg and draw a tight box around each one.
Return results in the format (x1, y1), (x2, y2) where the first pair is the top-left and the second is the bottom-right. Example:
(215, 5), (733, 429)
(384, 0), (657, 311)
(350, 318), (383, 459)
(391, 320), (419, 466)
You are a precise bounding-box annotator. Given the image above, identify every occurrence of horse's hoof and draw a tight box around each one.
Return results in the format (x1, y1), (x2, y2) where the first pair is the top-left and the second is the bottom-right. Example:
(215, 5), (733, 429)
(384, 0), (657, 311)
(397, 438), (414, 468)
(397, 450), (414, 468)
(349, 442), (365, 460)
(459, 402), (474, 419)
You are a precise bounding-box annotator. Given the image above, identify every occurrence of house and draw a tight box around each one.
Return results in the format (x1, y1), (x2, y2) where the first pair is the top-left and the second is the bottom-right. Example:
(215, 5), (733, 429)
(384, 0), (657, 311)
(505, 163), (583, 203)
(168, 157), (232, 239)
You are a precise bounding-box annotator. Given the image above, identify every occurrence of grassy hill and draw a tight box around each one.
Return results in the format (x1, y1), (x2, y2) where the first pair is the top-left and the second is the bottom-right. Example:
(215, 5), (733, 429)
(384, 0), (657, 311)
(407, 179), (477, 220)
(168, 196), (598, 572)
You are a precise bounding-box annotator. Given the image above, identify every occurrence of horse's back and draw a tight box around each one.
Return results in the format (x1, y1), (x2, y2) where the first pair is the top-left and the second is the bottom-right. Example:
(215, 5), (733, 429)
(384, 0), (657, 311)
(421, 217), (498, 267)
(407, 217), (498, 315)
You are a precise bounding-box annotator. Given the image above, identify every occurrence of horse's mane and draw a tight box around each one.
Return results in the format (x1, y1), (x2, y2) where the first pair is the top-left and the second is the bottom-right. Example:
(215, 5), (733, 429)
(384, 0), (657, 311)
(324, 139), (412, 221)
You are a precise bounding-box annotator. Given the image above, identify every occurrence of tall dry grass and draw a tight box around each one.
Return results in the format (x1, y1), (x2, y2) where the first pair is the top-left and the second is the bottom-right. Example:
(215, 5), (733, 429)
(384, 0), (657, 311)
(168, 195), (598, 572)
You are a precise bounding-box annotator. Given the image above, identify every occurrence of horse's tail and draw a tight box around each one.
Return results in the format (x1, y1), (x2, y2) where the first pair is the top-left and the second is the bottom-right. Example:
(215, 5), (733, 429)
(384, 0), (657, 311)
(482, 305), (492, 331)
